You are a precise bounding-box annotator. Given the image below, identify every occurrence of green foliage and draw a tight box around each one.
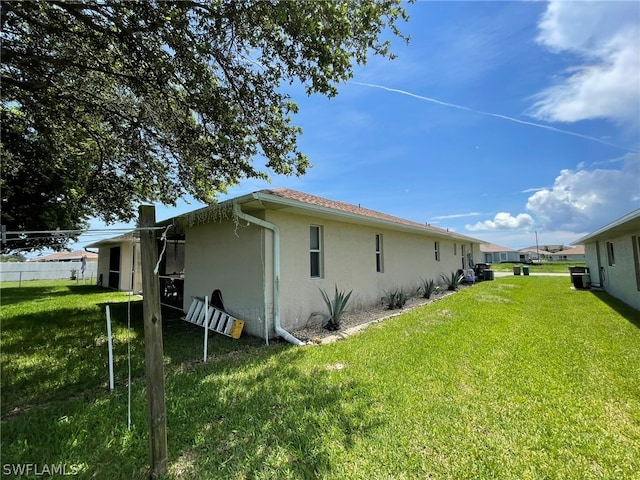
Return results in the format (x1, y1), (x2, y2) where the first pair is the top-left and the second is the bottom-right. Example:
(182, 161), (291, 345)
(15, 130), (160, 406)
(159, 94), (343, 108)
(0, 254), (26, 262)
(1, 107), (89, 252)
(419, 278), (439, 299)
(1, 1), (410, 247)
(315, 285), (354, 331)
(382, 288), (409, 309)
(441, 271), (463, 291)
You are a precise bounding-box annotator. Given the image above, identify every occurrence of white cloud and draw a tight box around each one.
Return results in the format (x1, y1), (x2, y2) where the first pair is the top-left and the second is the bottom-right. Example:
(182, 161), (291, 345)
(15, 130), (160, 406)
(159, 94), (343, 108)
(466, 212), (534, 231)
(526, 153), (640, 231)
(531, 1), (640, 124)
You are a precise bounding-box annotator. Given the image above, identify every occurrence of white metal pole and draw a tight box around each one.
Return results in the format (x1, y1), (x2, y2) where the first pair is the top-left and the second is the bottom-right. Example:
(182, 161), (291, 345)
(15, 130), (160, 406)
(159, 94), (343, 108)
(105, 305), (115, 390)
(203, 296), (209, 363)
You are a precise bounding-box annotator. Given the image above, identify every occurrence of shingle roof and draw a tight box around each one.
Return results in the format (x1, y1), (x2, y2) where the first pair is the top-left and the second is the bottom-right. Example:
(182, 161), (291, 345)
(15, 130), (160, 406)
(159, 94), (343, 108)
(480, 243), (515, 253)
(553, 246), (585, 255)
(257, 188), (480, 242)
(30, 250), (98, 262)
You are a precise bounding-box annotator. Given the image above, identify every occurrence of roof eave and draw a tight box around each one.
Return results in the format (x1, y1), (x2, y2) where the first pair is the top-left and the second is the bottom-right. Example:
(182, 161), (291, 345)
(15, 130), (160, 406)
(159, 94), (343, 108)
(252, 191), (481, 243)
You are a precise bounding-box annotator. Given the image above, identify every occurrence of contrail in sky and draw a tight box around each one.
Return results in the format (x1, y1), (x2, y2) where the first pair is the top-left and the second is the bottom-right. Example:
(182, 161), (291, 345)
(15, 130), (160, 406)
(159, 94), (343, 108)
(353, 81), (638, 153)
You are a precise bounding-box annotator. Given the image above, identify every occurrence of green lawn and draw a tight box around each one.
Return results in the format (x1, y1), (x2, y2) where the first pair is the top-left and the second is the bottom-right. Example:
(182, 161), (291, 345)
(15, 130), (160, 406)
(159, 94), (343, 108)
(489, 261), (585, 273)
(2, 278), (639, 479)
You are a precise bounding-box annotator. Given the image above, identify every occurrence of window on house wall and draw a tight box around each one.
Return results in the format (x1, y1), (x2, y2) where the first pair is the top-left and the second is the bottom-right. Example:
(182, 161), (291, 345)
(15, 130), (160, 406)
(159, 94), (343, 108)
(375, 234), (384, 273)
(606, 241), (615, 266)
(454, 243), (457, 256)
(633, 236), (640, 292)
(500, 252), (507, 262)
(310, 225), (323, 278)
(434, 241), (440, 262)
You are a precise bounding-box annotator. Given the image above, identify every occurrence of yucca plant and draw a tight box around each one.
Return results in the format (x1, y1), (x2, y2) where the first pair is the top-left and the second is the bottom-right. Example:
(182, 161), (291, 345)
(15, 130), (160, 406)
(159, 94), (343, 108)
(314, 285), (354, 331)
(440, 271), (464, 291)
(419, 278), (439, 299)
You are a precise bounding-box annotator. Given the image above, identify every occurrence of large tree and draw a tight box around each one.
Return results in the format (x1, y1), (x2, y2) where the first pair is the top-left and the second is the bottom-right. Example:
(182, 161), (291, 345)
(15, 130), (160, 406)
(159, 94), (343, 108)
(0, 0), (409, 252)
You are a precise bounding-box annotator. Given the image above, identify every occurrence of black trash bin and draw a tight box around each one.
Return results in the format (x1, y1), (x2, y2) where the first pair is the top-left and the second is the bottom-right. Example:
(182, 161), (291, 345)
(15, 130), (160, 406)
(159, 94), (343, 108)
(474, 263), (490, 281)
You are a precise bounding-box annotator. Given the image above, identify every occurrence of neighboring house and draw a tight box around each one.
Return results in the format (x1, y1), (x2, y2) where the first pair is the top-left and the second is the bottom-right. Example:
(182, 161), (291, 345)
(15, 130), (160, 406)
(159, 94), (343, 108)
(86, 233), (142, 293)
(575, 209), (640, 311)
(548, 246), (585, 262)
(520, 244), (570, 261)
(29, 250), (98, 262)
(518, 247), (547, 262)
(159, 188), (483, 342)
(480, 243), (521, 263)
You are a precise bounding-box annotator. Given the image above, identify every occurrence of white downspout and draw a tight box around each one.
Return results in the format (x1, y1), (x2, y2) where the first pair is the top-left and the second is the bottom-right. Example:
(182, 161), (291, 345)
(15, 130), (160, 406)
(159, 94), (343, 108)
(233, 202), (304, 346)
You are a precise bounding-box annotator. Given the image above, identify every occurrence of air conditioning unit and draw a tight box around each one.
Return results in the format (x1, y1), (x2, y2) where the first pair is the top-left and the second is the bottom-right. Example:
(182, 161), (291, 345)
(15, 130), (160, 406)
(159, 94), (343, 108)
(572, 273), (591, 289)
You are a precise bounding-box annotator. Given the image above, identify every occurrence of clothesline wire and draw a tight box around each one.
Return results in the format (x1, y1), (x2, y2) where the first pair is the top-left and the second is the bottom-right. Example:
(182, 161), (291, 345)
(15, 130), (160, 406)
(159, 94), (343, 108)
(4, 226), (168, 236)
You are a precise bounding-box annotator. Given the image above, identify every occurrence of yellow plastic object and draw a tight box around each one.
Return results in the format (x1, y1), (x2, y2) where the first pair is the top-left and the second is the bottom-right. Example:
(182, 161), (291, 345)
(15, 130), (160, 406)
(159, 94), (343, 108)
(230, 319), (245, 339)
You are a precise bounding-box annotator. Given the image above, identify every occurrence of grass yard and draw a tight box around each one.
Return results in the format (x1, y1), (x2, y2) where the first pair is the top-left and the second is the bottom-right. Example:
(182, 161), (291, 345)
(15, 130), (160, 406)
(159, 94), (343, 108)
(1, 278), (639, 479)
(489, 261), (585, 273)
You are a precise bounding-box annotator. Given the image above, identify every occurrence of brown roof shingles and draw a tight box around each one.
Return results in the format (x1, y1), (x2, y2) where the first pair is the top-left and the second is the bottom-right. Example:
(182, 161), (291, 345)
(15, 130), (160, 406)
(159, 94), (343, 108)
(258, 188), (478, 242)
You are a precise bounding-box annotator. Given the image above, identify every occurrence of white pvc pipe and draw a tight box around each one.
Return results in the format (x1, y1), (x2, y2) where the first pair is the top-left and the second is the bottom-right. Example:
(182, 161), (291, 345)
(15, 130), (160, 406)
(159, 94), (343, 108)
(105, 305), (115, 390)
(233, 203), (304, 346)
(203, 295), (209, 362)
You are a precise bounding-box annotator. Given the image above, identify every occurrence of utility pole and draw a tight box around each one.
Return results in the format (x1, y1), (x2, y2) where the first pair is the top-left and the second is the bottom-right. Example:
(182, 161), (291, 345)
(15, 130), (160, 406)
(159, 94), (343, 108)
(139, 205), (168, 478)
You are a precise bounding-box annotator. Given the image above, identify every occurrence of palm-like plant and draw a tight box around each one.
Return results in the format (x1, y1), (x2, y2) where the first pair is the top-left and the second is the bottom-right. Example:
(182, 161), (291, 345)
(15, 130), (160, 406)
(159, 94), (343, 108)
(440, 271), (463, 291)
(315, 285), (354, 331)
(382, 288), (409, 309)
(419, 278), (439, 299)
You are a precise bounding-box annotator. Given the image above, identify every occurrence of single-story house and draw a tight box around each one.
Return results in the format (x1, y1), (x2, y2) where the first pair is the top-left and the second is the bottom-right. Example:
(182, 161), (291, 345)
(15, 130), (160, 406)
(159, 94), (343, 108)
(480, 243), (521, 263)
(165, 188), (483, 342)
(575, 208), (640, 310)
(86, 233), (142, 293)
(548, 245), (585, 262)
(518, 247), (547, 262)
(29, 250), (98, 262)
(90, 189), (484, 342)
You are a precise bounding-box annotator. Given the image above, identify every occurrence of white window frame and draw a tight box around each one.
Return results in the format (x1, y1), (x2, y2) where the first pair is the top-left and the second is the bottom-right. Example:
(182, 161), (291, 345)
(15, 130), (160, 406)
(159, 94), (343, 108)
(375, 234), (384, 273)
(310, 225), (323, 278)
(606, 241), (615, 266)
(434, 241), (440, 262)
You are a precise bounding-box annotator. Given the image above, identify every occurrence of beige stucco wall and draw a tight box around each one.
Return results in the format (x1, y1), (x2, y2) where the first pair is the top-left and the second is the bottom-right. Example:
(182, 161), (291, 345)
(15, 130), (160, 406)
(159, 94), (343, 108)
(265, 209), (478, 332)
(585, 235), (640, 310)
(183, 220), (267, 337)
(96, 241), (141, 293)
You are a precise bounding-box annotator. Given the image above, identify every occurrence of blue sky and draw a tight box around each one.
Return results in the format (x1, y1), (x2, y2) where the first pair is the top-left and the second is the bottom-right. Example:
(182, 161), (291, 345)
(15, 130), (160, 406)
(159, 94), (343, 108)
(73, 0), (639, 253)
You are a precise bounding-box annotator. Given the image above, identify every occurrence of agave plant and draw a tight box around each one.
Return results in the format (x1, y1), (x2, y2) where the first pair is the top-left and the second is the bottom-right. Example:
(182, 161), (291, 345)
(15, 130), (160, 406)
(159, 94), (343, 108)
(382, 289), (398, 310)
(440, 271), (463, 291)
(419, 278), (439, 299)
(395, 289), (408, 309)
(382, 288), (409, 309)
(314, 285), (353, 331)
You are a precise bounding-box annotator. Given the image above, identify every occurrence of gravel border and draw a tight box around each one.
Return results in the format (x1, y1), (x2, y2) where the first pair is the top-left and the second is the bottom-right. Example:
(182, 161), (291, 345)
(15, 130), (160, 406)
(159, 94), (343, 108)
(290, 285), (472, 345)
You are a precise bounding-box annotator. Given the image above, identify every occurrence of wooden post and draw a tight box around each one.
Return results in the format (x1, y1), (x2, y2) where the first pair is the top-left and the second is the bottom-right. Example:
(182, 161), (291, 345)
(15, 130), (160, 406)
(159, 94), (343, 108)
(138, 205), (168, 477)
